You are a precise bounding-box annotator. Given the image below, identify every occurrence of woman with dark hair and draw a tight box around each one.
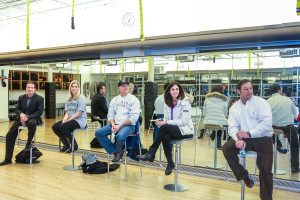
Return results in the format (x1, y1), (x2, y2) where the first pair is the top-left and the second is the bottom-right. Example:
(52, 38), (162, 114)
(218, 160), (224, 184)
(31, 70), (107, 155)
(138, 82), (194, 175)
(203, 85), (228, 149)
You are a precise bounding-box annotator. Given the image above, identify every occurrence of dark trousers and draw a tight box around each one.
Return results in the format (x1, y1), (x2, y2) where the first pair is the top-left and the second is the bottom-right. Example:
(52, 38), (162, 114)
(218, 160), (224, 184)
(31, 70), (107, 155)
(5, 118), (38, 160)
(52, 120), (80, 141)
(273, 124), (299, 170)
(150, 125), (193, 158)
(223, 137), (273, 200)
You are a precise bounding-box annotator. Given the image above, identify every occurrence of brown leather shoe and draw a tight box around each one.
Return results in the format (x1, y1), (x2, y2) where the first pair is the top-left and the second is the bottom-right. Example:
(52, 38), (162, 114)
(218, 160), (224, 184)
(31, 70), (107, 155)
(243, 175), (254, 188)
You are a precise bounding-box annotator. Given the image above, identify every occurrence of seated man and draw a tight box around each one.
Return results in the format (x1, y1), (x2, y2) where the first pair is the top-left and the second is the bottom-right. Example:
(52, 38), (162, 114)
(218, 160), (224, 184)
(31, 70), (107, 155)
(0, 82), (44, 166)
(91, 82), (109, 126)
(95, 80), (140, 163)
(267, 84), (299, 173)
(223, 79), (273, 200)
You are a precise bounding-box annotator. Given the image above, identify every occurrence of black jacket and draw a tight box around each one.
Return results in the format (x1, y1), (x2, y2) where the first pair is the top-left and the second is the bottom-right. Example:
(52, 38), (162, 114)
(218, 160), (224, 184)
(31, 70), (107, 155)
(91, 93), (108, 119)
(15, 93), (44, 125)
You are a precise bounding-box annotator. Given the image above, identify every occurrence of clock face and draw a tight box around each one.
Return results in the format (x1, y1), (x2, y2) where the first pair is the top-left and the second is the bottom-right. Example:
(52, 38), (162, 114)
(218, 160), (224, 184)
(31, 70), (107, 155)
(122, 12), (135, 28)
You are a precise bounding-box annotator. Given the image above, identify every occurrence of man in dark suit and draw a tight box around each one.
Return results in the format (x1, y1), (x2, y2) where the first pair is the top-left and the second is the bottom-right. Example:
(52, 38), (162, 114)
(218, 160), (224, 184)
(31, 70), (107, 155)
(91, 82), (108, 126)
(0, 82), (44, 166)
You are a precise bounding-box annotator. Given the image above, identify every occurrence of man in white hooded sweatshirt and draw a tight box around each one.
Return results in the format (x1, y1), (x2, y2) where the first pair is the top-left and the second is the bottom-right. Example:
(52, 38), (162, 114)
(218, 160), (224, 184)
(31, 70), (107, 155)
(95, 80), (140, 163)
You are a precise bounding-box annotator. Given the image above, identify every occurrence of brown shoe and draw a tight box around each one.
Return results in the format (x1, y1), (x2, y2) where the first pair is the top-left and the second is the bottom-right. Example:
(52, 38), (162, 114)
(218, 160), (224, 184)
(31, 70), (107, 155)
(243, 175), (254, 188)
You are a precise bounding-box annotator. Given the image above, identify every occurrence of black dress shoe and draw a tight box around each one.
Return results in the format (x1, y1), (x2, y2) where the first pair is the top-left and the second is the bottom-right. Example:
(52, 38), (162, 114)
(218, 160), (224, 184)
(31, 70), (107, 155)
(65, 145), (78, 154)
(137, 152), (155, 162)
(60, 145), (70, 152)
(24, 143), (34, 151)
(0, 159), (12, 166)
(112, 150), (124, 163)
(291, 168), (300, 173)
(243, 175), (254, 188)
(165, 162), (175, 175)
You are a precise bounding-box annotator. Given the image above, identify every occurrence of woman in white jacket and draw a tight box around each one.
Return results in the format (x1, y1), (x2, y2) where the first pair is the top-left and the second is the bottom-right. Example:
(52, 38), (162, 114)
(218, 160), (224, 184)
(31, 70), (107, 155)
(138, 82), (194, 175)
(203, 85), (228, 149)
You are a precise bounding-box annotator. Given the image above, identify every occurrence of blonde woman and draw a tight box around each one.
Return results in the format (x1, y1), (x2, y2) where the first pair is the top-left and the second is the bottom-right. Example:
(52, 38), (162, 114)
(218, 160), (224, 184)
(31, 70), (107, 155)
(52, 80), (87, 153)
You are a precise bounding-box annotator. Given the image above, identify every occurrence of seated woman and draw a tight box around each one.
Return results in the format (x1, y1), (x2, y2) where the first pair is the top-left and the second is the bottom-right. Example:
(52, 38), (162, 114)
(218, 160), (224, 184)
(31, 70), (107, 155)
(52, 80), (87, 153)
(137, 82), (194, 175)
(203, 85), (228, 149)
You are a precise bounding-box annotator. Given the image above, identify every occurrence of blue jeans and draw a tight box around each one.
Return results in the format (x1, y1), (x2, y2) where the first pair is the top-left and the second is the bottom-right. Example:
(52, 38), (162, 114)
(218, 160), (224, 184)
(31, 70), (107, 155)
(95, 124), (135, 154)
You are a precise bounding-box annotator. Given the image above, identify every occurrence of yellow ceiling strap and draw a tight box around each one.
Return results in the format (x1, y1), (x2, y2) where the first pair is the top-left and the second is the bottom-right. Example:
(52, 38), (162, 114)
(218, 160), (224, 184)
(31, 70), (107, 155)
(59, 62), (61, 74)
(139, 0), (145, 41)
(213, 52), (216, 63)
(42, 63), (44, 76)
(248, 50), (251, 69)
(104, 65), (106, 80)
(76, 61), (79, 74)
(148, 56), (151, 71)
(122, 58), (125, 72)
(231, 56), (234, 77)
(119, 62), (122, 80)
(100, 59), (102, 73)
(72, 0), (75, 29)
(26, 0), (30, 50)
(257, 54), (259, 78)
(297, 0), (300, 16)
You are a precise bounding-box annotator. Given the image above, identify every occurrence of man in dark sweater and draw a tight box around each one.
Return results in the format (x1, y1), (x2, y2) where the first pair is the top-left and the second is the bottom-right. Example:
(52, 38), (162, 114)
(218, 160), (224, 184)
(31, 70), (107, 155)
(91, 82), (108, 126)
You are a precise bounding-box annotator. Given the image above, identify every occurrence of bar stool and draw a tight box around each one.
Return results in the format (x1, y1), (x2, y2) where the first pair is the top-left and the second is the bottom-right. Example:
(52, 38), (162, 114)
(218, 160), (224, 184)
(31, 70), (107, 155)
(63, 126), (88, 171)
(17, 123), (44, 165)
(205, 124), (224, 169)
(148, 110), (156, 134)
(107, 133), (143, 181)
(164, 137), (193, 192)
(226, 150), (258, 200)
(273, 129), (287, 175)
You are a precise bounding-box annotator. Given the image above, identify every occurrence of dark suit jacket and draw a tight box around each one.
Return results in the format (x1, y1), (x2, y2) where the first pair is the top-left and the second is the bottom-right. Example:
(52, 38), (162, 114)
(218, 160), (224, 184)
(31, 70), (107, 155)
(91, 93), (108, 119)
(15, 93), (44, 124)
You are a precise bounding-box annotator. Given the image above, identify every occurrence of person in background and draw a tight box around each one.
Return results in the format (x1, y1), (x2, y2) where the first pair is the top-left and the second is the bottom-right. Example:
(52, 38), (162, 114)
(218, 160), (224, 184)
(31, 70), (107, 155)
(222, 84), (230, 102)
(91, 82), (109, 126)
(0, 82), (44, 166)
(153, 82), (170, 140)
(223, 79), (273, 200)
(137, 82), (194, 175)
(52, 80), (87, 153)
(267, 84), (299, 173)
(202, 85), (228, 149)
(228, 98), (237, 113)
(95, 80), (140, 163)
(128, 83), (143, 126)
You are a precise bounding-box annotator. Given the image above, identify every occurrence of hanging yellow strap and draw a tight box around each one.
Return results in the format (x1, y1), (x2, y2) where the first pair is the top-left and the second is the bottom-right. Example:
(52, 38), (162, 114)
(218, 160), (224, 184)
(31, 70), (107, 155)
(42, 64), (44, 76)
(257, 54), (259, 78)
(249, 50), (251, 69)
(177, 55), (179, 70)
(148, 56), (151, 71)
(76, 61), (79, 74)
(100, 60), (102, 73)
(139, 0), (145, 41)
(26, 0), (30, 50)
(119, 63), (122, 80)
(188, 64), (190, 78)
(213, 52), (216, 63)
(59, 62), (61, 74)
(297, 0), (300, 16)
(283, 58), (286, 76)
(122, 58), (125, 72)
(104, 65), (106, 80)
(231, 56), (234, 77)
(71, 0), (75, 29)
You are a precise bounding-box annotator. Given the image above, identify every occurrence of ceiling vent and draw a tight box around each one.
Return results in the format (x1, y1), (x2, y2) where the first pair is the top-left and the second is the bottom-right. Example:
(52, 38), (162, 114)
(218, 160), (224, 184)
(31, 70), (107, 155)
(280, 48), (300, 58)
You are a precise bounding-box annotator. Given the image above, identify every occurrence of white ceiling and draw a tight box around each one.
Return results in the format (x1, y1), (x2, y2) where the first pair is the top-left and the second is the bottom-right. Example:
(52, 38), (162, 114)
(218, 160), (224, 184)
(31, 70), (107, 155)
(0, 0), (115, 24)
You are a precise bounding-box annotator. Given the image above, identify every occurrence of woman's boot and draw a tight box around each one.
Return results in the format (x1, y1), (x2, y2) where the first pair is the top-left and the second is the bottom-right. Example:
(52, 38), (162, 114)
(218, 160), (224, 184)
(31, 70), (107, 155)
(217, 132), (222, 150)
(65, 136), (78, 153)
(137, 147), (156, 162)
(198, 129), (205, 139)
(59, 136), (70, 152)
(165, 156), (175, 175)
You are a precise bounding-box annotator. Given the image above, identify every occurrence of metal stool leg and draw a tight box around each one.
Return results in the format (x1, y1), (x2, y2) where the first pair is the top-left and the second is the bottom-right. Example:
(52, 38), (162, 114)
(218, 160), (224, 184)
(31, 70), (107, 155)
(273, 132), (286, 175)
(164, 143), (188, 192)
(63, 130), (79, 171)
(206, 129), (224, 169)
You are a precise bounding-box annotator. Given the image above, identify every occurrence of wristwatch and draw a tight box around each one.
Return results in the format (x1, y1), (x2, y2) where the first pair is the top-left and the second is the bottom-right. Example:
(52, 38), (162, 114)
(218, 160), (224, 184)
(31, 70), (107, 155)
(247, 132), (251, 138)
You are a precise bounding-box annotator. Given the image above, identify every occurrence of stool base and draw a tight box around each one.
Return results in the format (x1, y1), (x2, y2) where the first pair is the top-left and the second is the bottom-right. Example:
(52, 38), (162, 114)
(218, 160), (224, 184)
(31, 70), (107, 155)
(63, 165), (80, 171)
(206, 163), (225, 169)
(22, 160), (40, 165)
(273, 169), (287, 175)
(164, 184), (188, 192)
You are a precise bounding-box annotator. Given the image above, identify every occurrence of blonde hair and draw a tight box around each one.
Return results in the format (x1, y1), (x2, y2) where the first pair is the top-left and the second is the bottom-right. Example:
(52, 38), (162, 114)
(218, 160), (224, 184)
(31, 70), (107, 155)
(68, 80), (80, 101)
(129, 83), (134, 89)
